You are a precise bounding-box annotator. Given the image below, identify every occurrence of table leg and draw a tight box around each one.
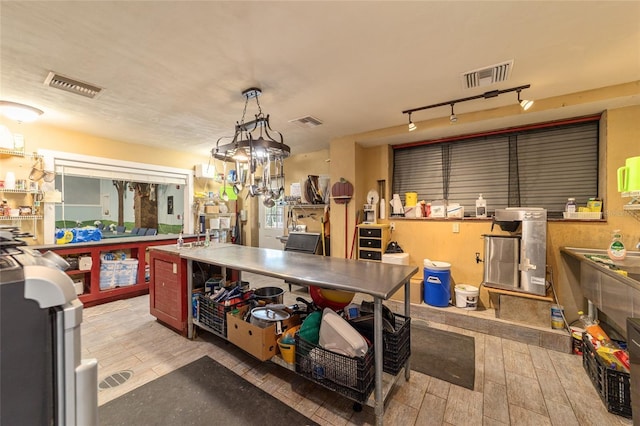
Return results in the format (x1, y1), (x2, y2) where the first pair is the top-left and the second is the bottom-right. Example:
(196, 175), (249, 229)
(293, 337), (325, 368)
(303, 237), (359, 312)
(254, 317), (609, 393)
(404, 279), (411, 381)
(374, 297), (383, 425)
(187, 259), (194, 339)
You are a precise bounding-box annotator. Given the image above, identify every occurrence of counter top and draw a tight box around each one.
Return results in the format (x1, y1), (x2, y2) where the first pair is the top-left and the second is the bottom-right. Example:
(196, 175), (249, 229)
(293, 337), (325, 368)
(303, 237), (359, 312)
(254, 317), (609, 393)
(153, 243), (419, 300)
(561, 246), (640, 291)
(32, 233), (192, 250)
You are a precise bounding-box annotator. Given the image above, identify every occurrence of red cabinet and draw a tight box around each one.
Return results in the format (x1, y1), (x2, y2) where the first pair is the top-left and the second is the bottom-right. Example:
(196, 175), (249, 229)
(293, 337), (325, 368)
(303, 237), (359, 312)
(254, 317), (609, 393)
(149, 249), (188, 335)
(35, 236), (191, 308)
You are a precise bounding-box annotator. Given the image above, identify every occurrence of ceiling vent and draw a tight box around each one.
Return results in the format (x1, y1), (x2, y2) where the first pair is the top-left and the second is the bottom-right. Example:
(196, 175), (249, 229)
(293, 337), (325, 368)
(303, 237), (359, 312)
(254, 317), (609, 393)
(288, 115), (323, 128)
(462, 60), (513, 89)
(44, 71), (103, 98)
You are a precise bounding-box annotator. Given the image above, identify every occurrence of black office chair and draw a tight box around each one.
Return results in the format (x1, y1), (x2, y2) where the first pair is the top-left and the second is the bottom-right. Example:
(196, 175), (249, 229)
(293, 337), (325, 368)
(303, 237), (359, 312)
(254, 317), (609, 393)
(137, 227), (148, 236)
(131, 227), (139, 235)
(145, 228), (157, 236)
(116, 225), (126, 233)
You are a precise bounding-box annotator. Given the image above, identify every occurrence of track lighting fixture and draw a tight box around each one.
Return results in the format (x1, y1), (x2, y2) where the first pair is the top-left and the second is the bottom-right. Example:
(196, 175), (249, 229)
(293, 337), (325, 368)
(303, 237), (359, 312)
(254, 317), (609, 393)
(517, 89), (534, 111)
(402, 84), (532, 124)
(408, 112), (417, 131)
(449, 103), (457, 124)
(0, 100), (44, 123)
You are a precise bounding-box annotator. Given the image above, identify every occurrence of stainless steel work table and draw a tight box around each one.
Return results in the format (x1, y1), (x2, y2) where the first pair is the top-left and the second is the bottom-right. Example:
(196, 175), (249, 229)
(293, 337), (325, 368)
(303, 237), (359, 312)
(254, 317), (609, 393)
(179, 244), (418, 426)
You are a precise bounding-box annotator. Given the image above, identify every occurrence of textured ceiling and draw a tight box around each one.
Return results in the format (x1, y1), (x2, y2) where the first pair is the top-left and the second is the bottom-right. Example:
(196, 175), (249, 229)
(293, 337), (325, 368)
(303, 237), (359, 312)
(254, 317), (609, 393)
(1, 1), (639, 157)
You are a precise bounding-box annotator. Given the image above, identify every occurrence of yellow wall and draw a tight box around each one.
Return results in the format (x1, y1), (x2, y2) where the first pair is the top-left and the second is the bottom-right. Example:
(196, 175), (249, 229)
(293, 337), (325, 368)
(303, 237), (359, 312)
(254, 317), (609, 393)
(3, 83), (639, 323)
(0, 119), (209, 168)
(330, 102), (640, 323)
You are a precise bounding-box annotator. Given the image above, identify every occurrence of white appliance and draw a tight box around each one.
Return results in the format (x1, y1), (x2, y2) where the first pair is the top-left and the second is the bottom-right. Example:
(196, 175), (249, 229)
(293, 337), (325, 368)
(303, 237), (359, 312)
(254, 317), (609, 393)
(364, 190), (379, 224)
(0, 228), (98, 425)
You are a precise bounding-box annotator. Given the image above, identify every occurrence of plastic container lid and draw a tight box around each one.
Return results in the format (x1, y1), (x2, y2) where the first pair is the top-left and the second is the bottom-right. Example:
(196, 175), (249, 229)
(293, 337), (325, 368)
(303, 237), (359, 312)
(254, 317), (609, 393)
(454, 284), (479, 293)
(423, 259), (451, 270)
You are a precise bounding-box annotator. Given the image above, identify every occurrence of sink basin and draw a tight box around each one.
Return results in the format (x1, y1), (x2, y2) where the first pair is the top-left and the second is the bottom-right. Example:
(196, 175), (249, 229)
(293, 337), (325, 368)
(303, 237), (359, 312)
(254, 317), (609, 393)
(563, 247), (640, 282)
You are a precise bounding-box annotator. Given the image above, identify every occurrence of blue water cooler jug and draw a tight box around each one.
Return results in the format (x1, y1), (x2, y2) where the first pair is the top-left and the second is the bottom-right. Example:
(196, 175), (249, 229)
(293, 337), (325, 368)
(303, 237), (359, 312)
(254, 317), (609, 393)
(423, 260), (451, 307)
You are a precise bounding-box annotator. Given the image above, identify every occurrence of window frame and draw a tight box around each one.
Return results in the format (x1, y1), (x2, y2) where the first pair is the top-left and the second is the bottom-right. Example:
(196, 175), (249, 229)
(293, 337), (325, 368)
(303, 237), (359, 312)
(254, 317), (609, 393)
(391, 115), (601, 218)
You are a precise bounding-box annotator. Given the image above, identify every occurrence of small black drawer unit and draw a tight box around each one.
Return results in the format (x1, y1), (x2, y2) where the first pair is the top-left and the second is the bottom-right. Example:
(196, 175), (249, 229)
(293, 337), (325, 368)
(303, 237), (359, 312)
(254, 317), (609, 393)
(356, 224), (389, 262)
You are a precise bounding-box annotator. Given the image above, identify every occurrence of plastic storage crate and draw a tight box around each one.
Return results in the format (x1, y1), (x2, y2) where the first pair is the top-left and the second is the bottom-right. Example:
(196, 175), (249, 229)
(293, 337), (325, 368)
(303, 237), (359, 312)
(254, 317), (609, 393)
(349, 313), (411, 375)
(382, 314), (411, 375)
(115, 259), (138, 287)
(99, 259), (138, 289)
(295, 334), (374, 404)
(582, 333), (632, 419)
(196, 292), (248, 338)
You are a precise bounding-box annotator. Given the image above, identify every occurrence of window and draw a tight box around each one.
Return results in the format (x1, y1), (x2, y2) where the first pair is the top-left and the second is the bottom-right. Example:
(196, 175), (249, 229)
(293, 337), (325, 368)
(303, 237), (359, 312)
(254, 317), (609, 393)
(38, 149), (194, 243)
(392, 118), (599, 218)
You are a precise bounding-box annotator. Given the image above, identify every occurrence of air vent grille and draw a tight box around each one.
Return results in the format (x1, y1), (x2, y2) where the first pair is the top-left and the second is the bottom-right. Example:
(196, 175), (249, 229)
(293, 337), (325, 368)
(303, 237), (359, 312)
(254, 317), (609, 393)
(462, 60), (513, 89)
(289, 115), (323, 128)
(44, 72), (103, 98)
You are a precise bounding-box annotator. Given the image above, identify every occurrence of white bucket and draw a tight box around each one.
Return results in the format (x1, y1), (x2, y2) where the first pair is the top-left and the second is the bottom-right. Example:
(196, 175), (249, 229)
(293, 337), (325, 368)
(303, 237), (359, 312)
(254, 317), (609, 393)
(454, 284), (479, 310)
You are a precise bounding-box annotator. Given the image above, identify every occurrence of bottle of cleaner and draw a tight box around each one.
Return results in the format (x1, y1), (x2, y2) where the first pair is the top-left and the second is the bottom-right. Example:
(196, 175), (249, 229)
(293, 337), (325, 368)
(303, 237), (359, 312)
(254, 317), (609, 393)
(565, 198), (577, 214)
(204, 229), (211, 247)
(177, 232), (184, 249)
(475, 194), (487, 218)
(607, 229), (626, 261)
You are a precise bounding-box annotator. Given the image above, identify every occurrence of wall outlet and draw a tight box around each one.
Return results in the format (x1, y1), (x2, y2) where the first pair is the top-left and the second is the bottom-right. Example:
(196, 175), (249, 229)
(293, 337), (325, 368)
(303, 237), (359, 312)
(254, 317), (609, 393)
(390, 222), (395, 231)
(452, 223), (460, 233)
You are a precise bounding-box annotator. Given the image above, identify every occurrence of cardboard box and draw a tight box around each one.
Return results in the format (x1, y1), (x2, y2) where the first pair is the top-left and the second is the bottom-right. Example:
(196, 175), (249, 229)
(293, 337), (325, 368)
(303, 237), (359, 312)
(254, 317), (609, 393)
(79, 256), (92, 271)
(447, 204), (464, 218)
(390, 278), (423, 304)
(430, 204), (446, 218)
(226, 305), (300, 361)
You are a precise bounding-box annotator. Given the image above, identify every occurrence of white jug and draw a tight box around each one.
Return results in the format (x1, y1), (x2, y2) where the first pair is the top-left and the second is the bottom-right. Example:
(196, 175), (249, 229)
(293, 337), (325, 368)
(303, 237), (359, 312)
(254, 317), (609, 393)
(4, 171), (16, 190)
(390, 194), (404, 215)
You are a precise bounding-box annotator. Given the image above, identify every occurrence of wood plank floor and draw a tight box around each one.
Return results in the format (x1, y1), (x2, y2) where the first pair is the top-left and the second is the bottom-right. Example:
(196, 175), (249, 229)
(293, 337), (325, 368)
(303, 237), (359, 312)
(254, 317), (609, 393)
(83, 273), (632, 426)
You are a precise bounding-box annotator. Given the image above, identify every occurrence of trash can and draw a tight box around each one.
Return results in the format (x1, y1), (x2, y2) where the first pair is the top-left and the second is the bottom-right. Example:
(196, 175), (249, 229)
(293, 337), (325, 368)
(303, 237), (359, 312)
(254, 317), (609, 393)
(423, 260), (451, 307)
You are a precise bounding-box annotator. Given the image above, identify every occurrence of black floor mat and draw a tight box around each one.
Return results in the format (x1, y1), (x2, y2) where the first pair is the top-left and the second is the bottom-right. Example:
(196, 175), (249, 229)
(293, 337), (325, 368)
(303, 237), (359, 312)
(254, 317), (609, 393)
(410, 324), (475, 390)
(98, 356), (318, 426)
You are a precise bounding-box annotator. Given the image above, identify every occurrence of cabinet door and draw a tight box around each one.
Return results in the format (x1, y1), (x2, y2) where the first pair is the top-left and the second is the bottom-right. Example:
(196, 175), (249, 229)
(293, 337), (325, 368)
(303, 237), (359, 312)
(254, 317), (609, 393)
(150, 253), (186, 334)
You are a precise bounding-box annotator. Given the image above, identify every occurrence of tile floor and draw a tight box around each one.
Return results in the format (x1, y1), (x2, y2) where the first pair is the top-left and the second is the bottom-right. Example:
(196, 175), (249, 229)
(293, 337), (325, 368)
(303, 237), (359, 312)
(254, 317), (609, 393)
(83, 273), (632, 425)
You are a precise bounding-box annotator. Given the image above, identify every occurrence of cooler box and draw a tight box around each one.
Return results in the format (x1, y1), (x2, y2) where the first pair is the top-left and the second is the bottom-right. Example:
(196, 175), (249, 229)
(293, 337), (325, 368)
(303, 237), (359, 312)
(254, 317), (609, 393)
(423, 260), (451, 307)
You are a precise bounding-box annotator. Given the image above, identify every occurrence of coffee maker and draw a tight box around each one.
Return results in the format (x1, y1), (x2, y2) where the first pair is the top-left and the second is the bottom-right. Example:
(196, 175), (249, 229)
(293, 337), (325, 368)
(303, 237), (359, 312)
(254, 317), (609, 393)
(482, 208), (547, 296)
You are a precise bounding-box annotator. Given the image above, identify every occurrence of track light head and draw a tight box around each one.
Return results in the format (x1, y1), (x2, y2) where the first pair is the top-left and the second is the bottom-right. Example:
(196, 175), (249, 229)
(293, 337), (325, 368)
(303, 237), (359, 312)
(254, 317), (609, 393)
(517, 89), (534, 111)
(408, 112), (417, 131)
(449, 103), (457, 124)
(402, 84), (531, 126)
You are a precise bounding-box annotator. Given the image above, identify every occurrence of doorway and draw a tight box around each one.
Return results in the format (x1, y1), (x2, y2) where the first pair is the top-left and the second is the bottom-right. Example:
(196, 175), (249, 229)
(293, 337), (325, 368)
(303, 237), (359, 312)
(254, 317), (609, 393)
(258, 202), (285, 250)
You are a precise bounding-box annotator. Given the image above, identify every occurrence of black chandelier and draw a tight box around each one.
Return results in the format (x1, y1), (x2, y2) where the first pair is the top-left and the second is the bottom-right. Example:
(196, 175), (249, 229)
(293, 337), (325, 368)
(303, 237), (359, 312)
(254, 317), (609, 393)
(212, 88), (290, 163)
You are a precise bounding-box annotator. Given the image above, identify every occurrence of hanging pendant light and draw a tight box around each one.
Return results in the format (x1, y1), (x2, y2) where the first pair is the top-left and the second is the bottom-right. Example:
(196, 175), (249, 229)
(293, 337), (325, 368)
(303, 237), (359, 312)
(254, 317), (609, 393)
(212, 88), (290, 199)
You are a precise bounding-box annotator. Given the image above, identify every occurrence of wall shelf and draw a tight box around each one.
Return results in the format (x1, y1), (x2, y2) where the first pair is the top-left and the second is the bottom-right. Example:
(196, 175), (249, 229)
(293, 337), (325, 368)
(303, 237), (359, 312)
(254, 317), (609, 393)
(0, 148), (41, 159)
(622, 191), (640, 220)
(0, 215), (42, 221)
(288, 204), (328, 209)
